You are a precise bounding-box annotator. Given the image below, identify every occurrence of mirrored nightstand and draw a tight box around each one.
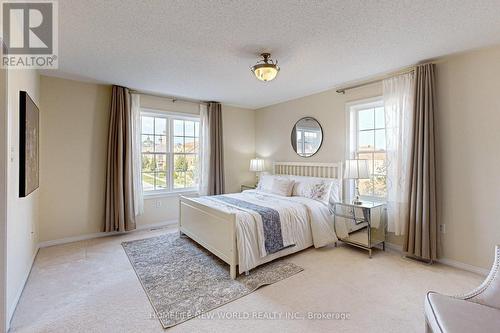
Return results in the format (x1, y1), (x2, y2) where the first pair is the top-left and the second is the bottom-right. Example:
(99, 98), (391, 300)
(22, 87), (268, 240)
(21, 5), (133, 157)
(331, 201), (387, 258)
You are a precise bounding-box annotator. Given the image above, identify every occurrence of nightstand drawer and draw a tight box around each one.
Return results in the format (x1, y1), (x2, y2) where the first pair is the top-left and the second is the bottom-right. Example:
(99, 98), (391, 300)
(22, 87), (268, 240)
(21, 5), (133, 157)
(332, 204), (367, 222)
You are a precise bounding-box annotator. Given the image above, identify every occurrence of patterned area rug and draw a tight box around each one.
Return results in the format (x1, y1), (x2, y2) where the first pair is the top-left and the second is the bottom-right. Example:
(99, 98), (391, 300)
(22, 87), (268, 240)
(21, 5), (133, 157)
(122, 232), (304, 328)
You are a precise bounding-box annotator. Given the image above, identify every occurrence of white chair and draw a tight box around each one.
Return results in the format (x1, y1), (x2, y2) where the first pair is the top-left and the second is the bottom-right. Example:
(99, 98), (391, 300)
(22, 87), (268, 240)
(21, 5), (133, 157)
(424, 245), (500, 332)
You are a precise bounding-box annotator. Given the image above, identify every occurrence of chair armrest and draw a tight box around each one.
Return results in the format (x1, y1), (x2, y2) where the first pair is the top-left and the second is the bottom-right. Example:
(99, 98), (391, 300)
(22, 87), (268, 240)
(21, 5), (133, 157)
(455, 245), (500, 309)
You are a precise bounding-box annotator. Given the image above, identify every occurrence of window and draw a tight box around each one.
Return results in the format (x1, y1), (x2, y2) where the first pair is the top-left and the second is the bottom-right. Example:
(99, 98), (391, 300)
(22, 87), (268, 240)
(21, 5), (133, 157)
(347, 99), (387, 199)
(141, 111), (199, 194)
(296, 128), (321, 156)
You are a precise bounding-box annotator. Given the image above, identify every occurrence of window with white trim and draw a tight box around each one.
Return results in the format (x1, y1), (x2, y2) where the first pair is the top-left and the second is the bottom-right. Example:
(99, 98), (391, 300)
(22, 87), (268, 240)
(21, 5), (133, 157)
(347, 98), (387, 199)
(141, 110), (200, 194)
(296, 127), (322, 156)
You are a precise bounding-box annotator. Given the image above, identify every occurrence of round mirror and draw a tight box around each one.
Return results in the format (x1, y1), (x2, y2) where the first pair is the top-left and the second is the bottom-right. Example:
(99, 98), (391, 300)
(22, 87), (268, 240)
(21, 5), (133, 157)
(291, 117), (323, 157)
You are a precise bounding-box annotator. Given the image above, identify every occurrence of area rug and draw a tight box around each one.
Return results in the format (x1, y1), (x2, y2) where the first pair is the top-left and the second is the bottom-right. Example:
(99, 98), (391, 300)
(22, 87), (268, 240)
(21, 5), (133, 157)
(122, 232), (303, 328)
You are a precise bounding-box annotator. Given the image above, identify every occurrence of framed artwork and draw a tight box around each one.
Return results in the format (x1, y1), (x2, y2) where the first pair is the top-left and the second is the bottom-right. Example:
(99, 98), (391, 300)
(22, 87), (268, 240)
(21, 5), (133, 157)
(19, 91), (39, 197)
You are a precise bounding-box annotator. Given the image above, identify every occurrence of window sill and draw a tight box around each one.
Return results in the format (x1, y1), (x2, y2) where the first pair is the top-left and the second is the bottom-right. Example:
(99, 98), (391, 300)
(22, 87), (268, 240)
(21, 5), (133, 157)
(144, 190), (199, 200)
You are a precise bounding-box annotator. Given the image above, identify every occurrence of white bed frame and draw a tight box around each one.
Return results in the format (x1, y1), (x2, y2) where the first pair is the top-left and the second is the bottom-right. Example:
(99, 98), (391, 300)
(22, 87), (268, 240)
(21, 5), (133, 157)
(179, 161), (343, 279)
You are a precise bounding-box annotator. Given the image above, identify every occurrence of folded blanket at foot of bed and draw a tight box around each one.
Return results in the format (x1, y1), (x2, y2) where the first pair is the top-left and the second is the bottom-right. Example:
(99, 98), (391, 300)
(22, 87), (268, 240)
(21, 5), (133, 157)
(211, 195), (295, 255)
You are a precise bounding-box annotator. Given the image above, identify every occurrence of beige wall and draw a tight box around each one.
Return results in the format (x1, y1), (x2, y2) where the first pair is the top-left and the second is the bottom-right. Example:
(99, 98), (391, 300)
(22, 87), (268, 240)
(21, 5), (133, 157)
(39, 76), (111, 242)
(222, 105), (256, 193)
(436, 45), (500, 269)
(39, 76), (255, 240)
(6, 69), (40, 321)
(0, 61), (7, 331)
(255, 83), (382, 166)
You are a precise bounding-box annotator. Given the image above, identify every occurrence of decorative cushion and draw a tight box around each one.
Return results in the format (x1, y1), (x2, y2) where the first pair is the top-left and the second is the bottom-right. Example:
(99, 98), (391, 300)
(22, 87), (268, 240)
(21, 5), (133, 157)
(293, 180), (331, 202)
(290, 176), (338, 203)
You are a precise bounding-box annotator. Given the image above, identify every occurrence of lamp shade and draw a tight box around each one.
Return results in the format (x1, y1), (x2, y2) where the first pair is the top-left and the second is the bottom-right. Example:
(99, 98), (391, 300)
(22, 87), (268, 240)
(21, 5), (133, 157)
(253, 65), (279, 82)
(344, 159), (370, 179)
(251, 53), (280, 82)
(249, 159), (265, 172)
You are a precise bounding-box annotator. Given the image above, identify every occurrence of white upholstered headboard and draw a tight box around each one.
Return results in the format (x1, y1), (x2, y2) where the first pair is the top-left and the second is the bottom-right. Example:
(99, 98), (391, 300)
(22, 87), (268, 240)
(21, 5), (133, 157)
(272, 161), (343, 198)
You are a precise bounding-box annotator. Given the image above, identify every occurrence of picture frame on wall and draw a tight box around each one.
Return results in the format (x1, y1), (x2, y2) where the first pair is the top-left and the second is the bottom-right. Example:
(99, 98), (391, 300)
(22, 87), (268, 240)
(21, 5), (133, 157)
(19, 91), (40, 198)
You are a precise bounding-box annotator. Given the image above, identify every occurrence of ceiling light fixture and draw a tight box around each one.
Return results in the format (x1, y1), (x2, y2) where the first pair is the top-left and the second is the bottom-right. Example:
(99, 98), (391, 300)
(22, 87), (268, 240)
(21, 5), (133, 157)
(251, 53), (280, 82)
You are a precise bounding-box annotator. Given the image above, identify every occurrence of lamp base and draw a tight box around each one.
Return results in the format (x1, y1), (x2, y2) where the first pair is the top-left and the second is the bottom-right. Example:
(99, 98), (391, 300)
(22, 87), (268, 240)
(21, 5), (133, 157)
(352, 194), (363, 205)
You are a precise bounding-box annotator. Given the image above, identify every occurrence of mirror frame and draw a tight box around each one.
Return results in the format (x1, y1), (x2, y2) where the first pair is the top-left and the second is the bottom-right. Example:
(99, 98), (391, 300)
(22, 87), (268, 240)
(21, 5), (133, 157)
(290, 116), (324, 158)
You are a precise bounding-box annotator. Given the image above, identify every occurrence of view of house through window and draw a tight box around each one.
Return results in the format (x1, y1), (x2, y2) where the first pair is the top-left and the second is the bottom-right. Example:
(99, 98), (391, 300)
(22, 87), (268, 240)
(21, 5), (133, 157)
(348, 99), (387, 199)
(141, 111), (200, 193)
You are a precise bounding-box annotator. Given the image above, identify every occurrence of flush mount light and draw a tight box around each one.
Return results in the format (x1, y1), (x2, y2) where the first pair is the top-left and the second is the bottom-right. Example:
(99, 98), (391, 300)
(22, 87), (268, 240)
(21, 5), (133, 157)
(251, 53), (280, 82)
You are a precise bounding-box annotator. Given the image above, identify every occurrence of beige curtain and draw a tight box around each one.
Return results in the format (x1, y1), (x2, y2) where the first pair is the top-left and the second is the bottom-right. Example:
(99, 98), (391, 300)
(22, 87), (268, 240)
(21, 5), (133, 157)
(207, 102), (225, 195)
(104, 85), (136, 232)
(404, 64), (438, 261)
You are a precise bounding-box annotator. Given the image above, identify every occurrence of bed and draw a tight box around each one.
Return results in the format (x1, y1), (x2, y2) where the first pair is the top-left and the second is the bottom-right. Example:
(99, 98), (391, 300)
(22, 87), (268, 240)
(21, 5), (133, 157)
(178, 162), (344, 279)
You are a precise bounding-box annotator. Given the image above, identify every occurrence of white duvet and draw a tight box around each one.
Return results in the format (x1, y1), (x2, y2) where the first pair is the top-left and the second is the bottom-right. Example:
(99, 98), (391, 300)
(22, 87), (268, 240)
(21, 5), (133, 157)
(194, 190), (347, 273)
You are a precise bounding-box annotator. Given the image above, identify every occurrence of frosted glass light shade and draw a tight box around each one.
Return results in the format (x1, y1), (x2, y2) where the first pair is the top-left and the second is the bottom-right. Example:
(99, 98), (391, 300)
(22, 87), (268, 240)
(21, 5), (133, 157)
(253, 65), (279, 82)
(251, 53), (280, 82)
(249, 159), (265, 172)
(344, 159), (370, 179)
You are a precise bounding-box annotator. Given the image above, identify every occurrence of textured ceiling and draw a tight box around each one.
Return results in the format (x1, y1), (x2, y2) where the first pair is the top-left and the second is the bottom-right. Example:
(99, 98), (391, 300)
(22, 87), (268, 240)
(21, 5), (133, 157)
(45, 0), (500, 108)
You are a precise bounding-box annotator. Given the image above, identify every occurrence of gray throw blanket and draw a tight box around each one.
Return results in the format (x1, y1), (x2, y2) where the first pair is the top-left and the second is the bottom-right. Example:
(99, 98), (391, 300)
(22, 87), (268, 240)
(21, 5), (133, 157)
(211, 195), (294, 254)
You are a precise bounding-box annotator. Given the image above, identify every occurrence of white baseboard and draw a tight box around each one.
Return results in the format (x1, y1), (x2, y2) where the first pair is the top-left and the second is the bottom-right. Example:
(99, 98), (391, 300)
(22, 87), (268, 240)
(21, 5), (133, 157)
(382, 242), (488, 276)
(37, 220), (177, 249)
(438, 258), (489, 276)
(8, 246), (39, 329)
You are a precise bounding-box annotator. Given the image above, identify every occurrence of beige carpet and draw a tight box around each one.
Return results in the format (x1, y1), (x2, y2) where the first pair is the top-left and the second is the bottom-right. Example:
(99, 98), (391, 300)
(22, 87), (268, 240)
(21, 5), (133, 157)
(10, 226), (482, 333)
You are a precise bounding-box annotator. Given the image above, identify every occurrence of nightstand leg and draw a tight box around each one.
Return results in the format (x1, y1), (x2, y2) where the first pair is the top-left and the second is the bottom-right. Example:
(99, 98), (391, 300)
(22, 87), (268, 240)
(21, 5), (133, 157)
(368, 249), (372, 258)
(382, 242), (385, 251)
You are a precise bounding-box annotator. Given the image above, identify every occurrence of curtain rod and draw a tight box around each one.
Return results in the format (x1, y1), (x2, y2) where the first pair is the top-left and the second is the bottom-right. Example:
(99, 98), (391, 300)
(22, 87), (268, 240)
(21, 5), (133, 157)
(129, 90), (210, 105)
(335, 62), (433, 94)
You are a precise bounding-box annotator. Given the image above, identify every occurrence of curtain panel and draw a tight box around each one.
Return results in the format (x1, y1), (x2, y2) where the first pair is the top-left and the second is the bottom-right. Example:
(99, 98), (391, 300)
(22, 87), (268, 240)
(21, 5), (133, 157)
(131, 93), (144, 216)
(383, 72), (415, 235)
(207, 102), (225, 195)
(105, 85), (137, 232)
(404, 64), (438, 261)
(199, 104), (210, 196)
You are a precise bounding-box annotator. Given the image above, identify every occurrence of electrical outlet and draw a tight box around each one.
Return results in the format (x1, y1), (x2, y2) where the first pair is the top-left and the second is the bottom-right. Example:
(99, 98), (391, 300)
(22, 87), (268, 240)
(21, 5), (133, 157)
(155, 200), (162, 208)
(439, 224), (446, 234)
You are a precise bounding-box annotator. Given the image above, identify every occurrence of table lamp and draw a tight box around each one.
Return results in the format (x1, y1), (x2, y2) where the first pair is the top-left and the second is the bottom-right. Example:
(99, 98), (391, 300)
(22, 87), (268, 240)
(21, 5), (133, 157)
(344, 159), (370, 205)
(249, 158), (265, 186)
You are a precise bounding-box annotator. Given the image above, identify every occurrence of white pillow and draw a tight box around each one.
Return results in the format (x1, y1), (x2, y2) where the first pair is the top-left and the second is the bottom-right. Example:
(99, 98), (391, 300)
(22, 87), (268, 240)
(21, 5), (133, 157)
(270, 178), (295, 196)
(257, 174), (274, 192)
(289, 175), (340, 204)
(257, 174), (294, 196)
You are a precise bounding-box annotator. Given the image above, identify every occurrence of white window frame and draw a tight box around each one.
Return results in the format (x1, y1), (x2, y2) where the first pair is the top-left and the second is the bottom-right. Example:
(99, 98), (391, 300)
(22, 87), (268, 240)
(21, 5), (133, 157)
(296, 127), (321, 156)
(345, 97), (387, 202)
(140, 108), (200, 197)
